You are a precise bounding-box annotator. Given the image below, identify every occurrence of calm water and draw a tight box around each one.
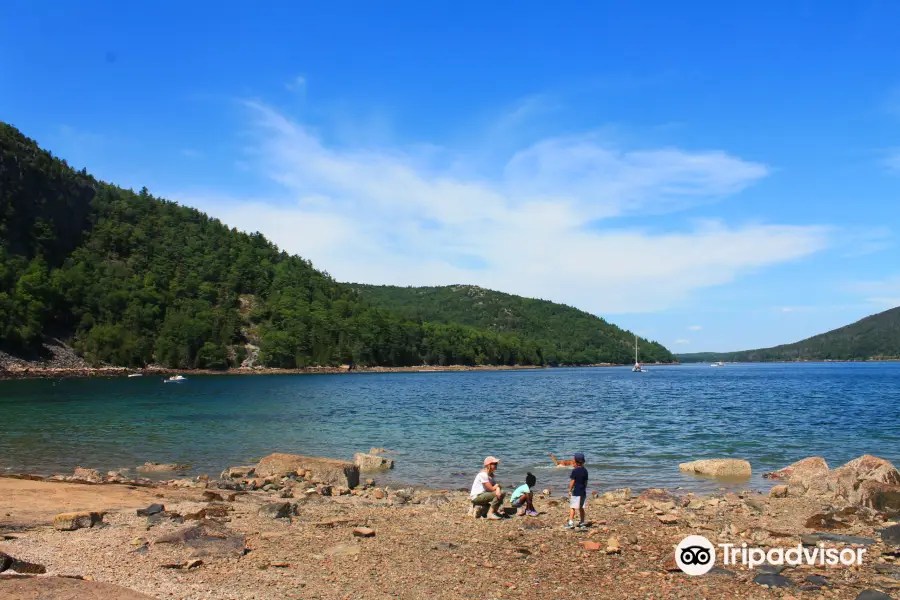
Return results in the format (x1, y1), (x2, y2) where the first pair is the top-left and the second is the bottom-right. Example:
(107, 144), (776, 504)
(1, 363), (898, 495)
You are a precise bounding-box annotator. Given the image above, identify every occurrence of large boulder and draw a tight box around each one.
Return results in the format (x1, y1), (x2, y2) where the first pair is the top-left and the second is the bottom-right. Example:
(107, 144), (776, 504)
(856, 480), (900, 514)
(764, 457), (831, 496)
(255, 453), (359, 489)
(678, 459), (751, 478)
(72, 467), (102, 483)
(0, 577), (155, 599)
(828, 455), (900, 504)
(354, 452), (394, 471)
(136, 461), (189, 473)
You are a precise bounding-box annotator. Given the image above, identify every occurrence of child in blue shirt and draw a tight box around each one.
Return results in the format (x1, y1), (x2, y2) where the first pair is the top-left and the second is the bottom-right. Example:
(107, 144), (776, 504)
(566, 452), (589, 529)
(510, 472), (538, 517)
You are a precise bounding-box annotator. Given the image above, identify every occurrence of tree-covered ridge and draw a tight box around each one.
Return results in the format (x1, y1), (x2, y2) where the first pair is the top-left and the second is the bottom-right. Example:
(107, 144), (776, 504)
(0, 122), (674, 369)
(353, 284), (675, 365)
(677, 306), (900, 363)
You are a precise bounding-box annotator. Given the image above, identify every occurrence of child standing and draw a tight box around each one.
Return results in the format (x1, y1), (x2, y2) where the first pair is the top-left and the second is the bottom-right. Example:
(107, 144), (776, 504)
(510, 472), (538, 516)
(566, 452), (588, 529)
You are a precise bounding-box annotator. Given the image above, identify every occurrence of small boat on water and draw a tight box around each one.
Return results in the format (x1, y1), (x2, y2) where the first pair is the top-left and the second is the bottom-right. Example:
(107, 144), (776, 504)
(632, 336), (647, 372)
(128, 373), (143, 378)
(711, 361), (725, 367)
(163, 375), (187, 383)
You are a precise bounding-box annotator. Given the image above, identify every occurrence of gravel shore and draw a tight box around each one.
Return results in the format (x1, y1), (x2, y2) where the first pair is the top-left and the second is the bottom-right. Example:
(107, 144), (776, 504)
(1, 474), (898, 599)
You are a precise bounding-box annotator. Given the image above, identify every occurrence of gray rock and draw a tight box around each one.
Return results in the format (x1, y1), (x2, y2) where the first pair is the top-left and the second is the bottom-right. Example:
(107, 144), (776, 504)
(757, 564), (788, 574)
(147, 511), (184, 527)
(855, 591), (895, 600)
(803, 532), (876, 546)
(258, 502), (292, 519)
(874, 564), (900, 578)
(136, 503), (165, 517)
(806, 574), (829, 587)
(881, 523), (900, 546)
(752, 573), (794, 588)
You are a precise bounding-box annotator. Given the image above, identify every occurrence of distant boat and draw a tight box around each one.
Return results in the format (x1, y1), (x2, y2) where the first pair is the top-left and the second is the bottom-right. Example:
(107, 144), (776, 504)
(163, 375), (187, 383)
(128, 373), (143, 378)
(632, 336), (647, 372)
(711, 361), (725, 367)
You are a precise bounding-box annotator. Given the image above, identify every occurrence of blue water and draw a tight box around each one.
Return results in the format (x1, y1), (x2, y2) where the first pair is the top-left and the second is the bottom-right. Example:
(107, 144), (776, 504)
(1, 363), (898, 495)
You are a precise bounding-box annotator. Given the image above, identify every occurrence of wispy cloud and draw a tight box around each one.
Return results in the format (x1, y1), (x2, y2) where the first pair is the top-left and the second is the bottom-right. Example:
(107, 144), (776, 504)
(285, 75), (306, 93)
(181, 148), (203, 159)
(847, 275), (900, 310)
(674, 339), (690, 345)
(177, 101), (830, 315)
(688, 325), (703, 331)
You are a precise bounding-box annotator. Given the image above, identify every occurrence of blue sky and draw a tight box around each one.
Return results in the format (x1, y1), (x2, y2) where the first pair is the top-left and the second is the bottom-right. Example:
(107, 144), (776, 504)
(2, 1), (899, 352)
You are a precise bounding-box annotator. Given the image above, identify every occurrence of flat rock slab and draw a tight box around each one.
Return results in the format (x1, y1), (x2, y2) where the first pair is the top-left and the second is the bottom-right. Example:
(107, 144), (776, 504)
(855, 591), (895, 600)
(803, 532), (877, 546)
(52, 511), (102, 531)
(0, 576), (155, 599)
(881, 524), (900, 546)
(153, 522), (245, 558)
(678, 458), (752, 478)
(753, 573), (794, 588)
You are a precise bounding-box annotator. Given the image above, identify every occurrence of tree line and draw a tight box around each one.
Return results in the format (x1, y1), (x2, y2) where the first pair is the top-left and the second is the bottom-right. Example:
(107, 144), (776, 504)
(1, 122), (675, 369)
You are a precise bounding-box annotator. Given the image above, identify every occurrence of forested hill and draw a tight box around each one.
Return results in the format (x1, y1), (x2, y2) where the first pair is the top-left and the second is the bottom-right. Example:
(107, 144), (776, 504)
(355, 285), (673, 365)
(0, 122), (675, 369)
(677, 306), (900, 363)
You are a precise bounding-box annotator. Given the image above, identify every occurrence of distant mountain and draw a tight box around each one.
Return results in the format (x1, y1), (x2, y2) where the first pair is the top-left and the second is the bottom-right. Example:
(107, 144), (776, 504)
(0, 121), (673, 369)
(354, 284), (675, 365)
(677, 306), (900, 363)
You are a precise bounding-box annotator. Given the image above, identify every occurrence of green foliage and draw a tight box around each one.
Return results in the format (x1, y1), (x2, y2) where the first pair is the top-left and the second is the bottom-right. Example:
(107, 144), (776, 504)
(354, 284), (674, 365)
(677, 306), (900, 363)
(0, 122), (676, 368)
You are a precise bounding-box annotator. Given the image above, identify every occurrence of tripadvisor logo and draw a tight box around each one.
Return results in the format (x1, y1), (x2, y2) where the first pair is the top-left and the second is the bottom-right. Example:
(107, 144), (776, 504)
(676, 535), (716, 576)
(675, 535), (867, 576)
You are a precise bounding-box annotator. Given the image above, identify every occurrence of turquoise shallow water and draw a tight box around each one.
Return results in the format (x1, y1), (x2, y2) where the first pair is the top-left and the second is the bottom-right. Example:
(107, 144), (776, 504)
(1, 363), (898, 495)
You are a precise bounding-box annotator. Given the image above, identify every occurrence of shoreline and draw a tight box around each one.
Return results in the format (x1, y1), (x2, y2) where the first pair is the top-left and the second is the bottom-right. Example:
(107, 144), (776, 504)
(0, 361), (680, 381)
(1, 456), (898, 599)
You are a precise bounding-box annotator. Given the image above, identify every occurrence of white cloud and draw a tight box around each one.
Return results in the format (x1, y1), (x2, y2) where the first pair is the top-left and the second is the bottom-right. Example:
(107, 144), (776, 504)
(674, 339), (690, 345)
(285, 75), (306, 93)
(181, 148), (203, 159)
(179, 102), (831, 315)
(688, 325), (703, 331)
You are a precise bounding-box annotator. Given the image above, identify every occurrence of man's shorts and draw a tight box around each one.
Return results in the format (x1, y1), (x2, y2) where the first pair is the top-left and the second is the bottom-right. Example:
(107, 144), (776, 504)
(569, 495), (586, 509)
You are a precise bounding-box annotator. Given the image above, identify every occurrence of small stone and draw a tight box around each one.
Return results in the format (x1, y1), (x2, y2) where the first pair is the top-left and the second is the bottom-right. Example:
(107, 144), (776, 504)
(271, 562), (290, 568)
(185, 559), (202, 569)
(258, 502), (292, 519)
(657, 514), (678, 525)
(581, 541), (602, 551)
(352, 527), (376, 538)
(769, 485), (789, 498)
(201, 491), (224, 502)
(605, 537), (621, 554)
(542, 489), (551, 497)
(373, 488), (385, 499)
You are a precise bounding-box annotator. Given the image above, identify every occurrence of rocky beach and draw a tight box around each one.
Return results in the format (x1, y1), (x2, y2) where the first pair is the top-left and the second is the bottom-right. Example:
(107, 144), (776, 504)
(1, 453), (899, 600)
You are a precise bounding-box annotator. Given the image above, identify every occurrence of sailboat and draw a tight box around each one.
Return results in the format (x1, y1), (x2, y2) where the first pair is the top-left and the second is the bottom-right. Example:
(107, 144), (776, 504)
(632, 336), (647, 372)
